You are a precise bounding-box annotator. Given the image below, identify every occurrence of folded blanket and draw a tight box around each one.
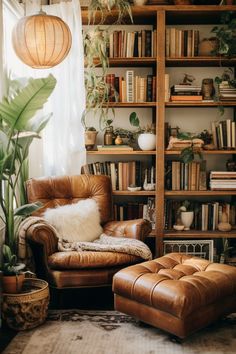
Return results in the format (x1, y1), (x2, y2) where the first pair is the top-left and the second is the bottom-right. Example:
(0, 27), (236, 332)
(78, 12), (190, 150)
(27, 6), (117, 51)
(18, 217), (152, 269)
(58, 233), (152, 260)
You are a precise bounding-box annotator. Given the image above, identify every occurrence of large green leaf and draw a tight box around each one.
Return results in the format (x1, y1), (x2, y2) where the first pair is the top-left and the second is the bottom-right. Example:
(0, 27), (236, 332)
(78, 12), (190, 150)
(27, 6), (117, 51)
(14, 201), (43, 216)
(0, 74), (56, 131)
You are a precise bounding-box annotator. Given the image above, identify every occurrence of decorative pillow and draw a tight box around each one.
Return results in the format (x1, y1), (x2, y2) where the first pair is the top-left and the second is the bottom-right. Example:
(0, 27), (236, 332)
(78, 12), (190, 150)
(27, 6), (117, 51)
(43, 199), (103, 242)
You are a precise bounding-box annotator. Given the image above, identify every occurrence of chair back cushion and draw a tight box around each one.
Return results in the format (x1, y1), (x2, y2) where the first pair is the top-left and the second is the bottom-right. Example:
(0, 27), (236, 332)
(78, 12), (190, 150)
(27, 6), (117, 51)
(26, 174), (112, 224)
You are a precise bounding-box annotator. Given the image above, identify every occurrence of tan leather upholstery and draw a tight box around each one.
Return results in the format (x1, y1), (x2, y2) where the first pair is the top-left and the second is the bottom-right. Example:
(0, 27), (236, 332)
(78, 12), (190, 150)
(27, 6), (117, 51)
(25, 175), (152, 290)
(113, 253), (236, 338)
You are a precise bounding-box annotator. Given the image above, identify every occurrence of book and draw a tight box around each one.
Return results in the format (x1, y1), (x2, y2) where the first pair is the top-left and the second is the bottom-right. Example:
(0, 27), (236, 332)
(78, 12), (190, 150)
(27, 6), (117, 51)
(97, 145), (133, 151)
(171, 95), (203, 101)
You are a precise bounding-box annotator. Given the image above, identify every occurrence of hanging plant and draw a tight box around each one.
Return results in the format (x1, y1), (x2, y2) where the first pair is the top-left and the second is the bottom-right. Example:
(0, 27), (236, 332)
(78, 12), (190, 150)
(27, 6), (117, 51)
(211, 11), (236, 56)
(82, 1), (133, 131)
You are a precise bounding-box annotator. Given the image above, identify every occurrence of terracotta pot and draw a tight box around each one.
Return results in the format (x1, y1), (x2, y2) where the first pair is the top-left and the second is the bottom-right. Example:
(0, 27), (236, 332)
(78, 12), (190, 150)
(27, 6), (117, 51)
(199, 38), (218, 56)
(2, 273), (25, 294)
(84, 130), (98, 150)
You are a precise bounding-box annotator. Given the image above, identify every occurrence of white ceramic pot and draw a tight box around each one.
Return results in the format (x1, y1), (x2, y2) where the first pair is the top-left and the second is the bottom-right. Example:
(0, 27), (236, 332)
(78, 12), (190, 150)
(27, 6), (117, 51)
(181, 211), (194, 231)
(138, 133), (156, 151)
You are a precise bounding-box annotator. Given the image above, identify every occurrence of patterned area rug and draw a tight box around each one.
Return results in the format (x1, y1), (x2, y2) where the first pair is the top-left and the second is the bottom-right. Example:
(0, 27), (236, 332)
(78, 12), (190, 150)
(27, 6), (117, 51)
(3, 310), (236, 354)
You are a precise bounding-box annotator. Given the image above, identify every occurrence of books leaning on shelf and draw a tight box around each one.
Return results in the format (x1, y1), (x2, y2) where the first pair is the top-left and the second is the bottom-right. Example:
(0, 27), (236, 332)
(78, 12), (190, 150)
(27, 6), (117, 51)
(81, 160), (155, 191)
(166, 28), (200, 58)
(109, 29), (157, 58)
(165, 160), (207, 191)
(108, 71), (156, 103)
(210, 171), (236, 190)
(211, 119), (236, 149)
(97, 145), (133, 151)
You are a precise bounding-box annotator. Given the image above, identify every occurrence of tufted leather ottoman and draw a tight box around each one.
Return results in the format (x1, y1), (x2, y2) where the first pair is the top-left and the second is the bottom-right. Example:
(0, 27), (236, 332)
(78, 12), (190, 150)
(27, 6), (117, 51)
(112, 253), (236, 338)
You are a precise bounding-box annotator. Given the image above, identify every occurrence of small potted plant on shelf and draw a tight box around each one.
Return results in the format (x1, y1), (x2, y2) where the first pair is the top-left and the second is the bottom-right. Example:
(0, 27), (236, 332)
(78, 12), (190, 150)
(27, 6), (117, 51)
(129, 111), (156, 151)
(211, 11), (236, 57)
(177, 200), (194, 231)
(0, 74), (56, 293)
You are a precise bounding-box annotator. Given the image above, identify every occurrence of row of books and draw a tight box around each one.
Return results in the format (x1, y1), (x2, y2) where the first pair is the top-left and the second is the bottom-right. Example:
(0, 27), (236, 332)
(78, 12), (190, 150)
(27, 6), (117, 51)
(210, 171), (236, 190)
(211, 119), (236, 150)
(165, 160), (207, 191)
(166, 28), (200, 58)
(81, 160), (155, 191)
(219, 81), (236, 101)
(113, 198), (156, 229)
(164, 200), (236, 231)
(106, 71), (156, 103)
(109, 29), (157, 58)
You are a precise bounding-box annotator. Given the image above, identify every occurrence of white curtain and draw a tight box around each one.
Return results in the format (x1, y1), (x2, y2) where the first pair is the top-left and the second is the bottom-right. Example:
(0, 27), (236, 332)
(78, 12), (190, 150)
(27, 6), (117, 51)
(2, 0), (86, 177)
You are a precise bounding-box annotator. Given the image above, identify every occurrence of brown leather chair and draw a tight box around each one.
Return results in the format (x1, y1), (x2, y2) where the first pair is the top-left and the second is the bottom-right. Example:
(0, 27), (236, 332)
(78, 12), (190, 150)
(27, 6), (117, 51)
(25, 174), (152, 292)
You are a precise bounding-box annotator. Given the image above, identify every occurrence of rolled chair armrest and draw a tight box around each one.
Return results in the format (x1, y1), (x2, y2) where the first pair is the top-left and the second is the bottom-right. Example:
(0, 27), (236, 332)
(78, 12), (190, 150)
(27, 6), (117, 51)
(103, 219), (152, 241)
(25, 223), (59, 279)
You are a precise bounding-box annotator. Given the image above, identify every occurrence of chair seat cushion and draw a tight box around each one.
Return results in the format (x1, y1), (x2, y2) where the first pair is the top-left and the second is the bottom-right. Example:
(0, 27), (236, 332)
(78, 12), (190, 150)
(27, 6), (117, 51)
(48, 251), (142, 269)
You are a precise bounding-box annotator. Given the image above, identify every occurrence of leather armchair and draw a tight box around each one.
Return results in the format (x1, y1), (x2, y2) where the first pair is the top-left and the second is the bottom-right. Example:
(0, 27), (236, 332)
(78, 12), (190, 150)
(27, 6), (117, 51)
(25, 175), (152, 291)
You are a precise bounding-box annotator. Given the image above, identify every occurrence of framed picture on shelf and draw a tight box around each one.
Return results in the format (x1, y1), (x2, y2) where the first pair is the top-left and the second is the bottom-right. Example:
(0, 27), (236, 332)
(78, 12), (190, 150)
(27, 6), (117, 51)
(163, 239), (214, 261)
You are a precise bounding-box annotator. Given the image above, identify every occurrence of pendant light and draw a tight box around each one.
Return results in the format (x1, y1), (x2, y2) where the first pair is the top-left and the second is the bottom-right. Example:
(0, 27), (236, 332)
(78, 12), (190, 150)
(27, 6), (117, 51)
(12, 3), (72, 69)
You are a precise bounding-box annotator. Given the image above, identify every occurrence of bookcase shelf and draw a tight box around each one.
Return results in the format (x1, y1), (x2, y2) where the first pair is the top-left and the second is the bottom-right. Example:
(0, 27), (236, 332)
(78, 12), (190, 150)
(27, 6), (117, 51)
(165, 150), (236, 155)
(164, 230), (236, 239)
(166, 101), (236, 107)
(106, 102), (157, 107)
(166, 57), (236, 67)
(93, 58), (157, 67)
(87, 150), (156, 155)
(165, 190), (236, 196)
(112, 190), (156, 196)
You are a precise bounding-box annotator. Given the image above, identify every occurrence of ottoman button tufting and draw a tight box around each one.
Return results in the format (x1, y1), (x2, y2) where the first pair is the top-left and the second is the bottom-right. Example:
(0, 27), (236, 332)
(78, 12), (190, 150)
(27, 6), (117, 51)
(112, 253), (236, 338)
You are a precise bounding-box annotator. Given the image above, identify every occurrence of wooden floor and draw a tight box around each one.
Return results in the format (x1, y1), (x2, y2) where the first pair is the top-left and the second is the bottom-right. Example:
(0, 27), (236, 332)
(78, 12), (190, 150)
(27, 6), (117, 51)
(0, 286), (115, 352)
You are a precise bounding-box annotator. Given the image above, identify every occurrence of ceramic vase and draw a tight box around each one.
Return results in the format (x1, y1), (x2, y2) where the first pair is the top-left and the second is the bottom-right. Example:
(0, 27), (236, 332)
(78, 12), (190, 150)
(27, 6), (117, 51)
(181, 211), (194, 230)
(138, 133), (156, 151)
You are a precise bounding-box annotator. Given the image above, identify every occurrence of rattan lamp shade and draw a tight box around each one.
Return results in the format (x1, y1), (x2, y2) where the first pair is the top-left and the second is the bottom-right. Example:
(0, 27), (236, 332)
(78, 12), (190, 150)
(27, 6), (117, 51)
(12, 12), (72, 69)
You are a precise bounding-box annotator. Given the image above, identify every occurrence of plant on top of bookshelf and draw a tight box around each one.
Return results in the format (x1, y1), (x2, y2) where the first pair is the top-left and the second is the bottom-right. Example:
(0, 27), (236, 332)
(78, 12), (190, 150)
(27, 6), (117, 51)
(88, 0), (132, 25)
(211, 11), (236, 56)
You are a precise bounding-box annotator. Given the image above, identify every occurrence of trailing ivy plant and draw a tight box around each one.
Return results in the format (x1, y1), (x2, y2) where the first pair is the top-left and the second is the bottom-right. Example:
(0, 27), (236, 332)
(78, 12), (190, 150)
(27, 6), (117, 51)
(82, 0), (132, 130)
(177, 132), (203, 164)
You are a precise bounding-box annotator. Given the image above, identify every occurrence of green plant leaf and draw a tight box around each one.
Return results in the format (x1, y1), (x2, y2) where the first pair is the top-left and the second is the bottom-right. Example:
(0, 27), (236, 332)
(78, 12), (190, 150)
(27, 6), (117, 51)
(14, 201), (43, 216)
(129, 112), (140, 127)
(0, 74), (56, 131)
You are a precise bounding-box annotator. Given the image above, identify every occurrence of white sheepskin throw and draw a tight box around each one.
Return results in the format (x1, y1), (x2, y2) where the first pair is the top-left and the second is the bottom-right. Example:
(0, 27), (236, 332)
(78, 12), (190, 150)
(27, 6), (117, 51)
(43, 199), (103, 242)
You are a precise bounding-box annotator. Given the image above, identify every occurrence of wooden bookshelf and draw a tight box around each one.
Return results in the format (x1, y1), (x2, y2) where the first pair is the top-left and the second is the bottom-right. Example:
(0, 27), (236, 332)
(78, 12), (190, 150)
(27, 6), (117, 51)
(82, 5), (236, 258)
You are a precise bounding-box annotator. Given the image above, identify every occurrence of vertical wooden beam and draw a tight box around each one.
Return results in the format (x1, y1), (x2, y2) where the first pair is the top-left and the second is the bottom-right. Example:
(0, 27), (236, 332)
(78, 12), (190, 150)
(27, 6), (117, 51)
(156, 10), (166, 257)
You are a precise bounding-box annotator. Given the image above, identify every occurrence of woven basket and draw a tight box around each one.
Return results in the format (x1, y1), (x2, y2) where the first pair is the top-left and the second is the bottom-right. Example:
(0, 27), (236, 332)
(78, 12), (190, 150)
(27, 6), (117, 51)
(2, 278), (49, 330)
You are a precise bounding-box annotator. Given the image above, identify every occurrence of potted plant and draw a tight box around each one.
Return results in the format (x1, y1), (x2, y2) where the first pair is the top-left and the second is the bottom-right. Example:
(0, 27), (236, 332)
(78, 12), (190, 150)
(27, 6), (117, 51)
(179, 200), (194, 231)
(82, 1), (132, 135)
(211, 11), (236, 57)
(129, 111), (156, 151)
(0, 74), (56, 293)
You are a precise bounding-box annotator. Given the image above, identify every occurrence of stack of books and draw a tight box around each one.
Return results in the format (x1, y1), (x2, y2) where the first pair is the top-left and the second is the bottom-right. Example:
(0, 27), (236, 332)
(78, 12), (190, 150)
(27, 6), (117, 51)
(171, 84), (202, 101)
(210, 171), (236, 190)
(219, 81), (236, 101)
